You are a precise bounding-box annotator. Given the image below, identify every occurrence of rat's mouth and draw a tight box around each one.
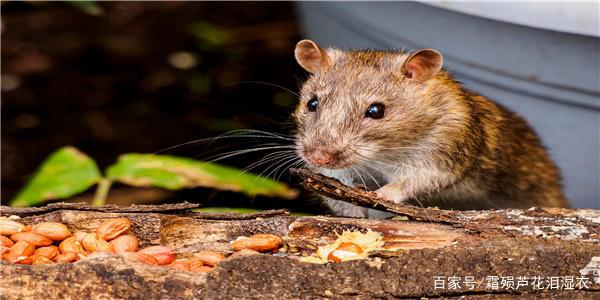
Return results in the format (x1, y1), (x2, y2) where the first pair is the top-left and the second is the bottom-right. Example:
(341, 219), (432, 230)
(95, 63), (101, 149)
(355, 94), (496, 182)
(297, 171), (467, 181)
(306, 160), (351, 170)
(299, 147), (353, 170)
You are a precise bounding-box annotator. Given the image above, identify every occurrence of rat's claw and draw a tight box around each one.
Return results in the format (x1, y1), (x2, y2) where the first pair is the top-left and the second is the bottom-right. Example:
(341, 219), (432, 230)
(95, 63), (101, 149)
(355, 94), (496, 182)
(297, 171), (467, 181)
(375, 185), (408, 204)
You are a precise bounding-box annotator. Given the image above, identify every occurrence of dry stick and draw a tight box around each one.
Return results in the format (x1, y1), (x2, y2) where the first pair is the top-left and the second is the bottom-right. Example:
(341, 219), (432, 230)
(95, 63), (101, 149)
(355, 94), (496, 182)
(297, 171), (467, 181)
(0, 202), (201, 217)
(290, 168), (462, 224)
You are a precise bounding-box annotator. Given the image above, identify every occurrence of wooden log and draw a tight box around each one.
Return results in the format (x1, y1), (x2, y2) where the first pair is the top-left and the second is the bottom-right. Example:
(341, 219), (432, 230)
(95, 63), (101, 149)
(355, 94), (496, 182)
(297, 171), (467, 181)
(291, 168), (600, 240)
(0, 171), (599, 299)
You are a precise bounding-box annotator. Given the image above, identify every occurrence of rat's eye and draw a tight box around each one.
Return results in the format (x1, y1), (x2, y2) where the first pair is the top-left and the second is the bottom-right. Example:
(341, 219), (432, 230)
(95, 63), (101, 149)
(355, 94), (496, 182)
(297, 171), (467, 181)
(307, 97), (318, 112)
(365, 103), (385, 119)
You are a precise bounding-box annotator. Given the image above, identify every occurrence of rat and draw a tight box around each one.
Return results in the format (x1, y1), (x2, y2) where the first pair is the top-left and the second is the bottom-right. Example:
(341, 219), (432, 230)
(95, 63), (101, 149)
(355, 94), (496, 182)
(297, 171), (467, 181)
(292, 39), (569, 218)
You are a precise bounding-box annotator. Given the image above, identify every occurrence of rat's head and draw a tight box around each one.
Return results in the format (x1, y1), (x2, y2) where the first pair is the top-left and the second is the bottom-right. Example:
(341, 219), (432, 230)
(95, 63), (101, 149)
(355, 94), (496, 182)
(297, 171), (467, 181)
(293, 40), (445, 170)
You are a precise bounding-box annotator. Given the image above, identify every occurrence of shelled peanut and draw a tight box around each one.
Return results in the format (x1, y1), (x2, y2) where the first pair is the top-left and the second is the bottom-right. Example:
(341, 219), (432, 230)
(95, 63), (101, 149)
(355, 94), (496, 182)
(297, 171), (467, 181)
(0, 217), (187, 270)
(327, 242), (363, 263)
(162, 233), (283, 272)
(1, 217), (287, 273)
(229, 234), (282, 252)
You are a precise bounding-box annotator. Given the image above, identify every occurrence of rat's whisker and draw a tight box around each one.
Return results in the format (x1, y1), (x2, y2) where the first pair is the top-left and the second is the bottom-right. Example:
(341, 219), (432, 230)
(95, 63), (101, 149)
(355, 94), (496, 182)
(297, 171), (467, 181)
(201, 143), (286, 161)
(204, 131), (291, 151)
(221, 129), (295, 140)
(357, 165), (382, 189)
(254, 154), (299, 182)
(155, 128), (295, 155)
(190, 140), (275, 161)
(272, 157), (301, 181)
(264, 155), (303, 181)
(232, 80), (300, 97)
(351, 151), (395, 180)
(407, 194), (436, 224)
(154, 136), (268, 154)
(239, 150), (297, 174)
(278, 158), (305, 181)
(201, 142), (282, 160)
(231, 152), (299, 186)
(349, 166), (368, 191)
(369, 160), (399, 179)
(206, 145), (297, 163)
(239, 151), (298, 177)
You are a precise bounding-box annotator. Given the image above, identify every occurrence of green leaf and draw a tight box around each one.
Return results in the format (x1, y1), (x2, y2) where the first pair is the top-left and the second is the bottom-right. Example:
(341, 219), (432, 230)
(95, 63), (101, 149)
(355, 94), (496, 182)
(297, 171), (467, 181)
(10, 147), (102, 207)
(106, 154), (298, 199)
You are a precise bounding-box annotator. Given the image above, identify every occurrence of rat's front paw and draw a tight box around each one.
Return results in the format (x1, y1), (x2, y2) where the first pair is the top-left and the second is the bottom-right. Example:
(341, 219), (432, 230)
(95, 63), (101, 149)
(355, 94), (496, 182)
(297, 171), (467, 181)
(375, 184), (409, 204)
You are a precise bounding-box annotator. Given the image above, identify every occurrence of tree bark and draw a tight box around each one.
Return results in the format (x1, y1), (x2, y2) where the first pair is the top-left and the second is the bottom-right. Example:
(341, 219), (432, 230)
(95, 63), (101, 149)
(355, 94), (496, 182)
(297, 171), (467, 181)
(1, 170), (599, 299)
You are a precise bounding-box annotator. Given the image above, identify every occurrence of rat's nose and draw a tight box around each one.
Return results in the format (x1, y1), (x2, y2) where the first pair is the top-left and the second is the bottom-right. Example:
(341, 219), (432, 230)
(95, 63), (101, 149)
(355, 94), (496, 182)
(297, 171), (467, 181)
(305, 148), (339, 166)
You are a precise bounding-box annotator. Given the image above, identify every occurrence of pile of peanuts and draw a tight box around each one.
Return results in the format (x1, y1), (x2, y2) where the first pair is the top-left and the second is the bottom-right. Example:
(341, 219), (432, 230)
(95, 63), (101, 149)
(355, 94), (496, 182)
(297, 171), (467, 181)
(0, 216), (284, 272)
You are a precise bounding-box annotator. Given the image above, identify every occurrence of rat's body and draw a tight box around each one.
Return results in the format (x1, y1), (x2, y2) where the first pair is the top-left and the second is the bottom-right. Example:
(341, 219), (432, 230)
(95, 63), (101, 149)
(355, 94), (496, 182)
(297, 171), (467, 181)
(293, 40), (568, 217)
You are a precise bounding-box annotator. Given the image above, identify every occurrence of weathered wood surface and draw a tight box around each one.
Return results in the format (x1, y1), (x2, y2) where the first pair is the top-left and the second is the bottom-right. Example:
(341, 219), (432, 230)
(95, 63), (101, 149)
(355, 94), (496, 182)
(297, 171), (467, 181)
(1, 171), (599, 299)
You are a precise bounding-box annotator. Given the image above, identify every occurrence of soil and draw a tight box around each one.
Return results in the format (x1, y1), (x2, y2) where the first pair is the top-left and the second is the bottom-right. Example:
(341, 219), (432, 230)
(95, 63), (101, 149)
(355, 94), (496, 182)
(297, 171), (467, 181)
(1, 2), (324, 212)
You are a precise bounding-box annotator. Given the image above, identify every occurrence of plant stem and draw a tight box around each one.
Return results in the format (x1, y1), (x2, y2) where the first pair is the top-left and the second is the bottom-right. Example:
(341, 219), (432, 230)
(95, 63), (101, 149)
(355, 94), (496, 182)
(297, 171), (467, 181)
(92, 179), (112, 207)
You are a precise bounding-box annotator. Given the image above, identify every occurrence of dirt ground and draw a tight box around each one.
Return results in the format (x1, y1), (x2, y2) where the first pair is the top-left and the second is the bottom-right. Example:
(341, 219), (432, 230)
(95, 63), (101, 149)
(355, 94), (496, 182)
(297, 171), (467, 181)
(1, 2), (323, 212)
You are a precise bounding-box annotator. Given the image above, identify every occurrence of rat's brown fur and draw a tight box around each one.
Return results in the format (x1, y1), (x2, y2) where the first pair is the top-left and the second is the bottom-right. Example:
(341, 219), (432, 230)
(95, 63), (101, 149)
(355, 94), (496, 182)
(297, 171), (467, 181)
(294, 43), (568, 215)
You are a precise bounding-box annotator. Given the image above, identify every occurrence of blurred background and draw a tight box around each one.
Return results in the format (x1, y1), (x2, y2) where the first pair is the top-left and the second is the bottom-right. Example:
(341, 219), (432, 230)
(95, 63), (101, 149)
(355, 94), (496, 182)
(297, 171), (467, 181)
(2, 2), (599, 209)
(1, 2), (322, 212)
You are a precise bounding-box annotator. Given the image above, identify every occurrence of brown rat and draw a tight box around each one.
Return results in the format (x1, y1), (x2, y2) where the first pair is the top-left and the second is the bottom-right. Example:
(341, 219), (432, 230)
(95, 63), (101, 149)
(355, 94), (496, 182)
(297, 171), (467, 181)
(292, 39), (569, 217)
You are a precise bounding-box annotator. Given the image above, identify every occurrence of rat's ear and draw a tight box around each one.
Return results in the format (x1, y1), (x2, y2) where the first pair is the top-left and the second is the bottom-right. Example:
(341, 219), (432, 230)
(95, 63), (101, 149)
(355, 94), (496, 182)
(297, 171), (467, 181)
(401, 49), (443, 81)
(295, 39), (331, 73)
